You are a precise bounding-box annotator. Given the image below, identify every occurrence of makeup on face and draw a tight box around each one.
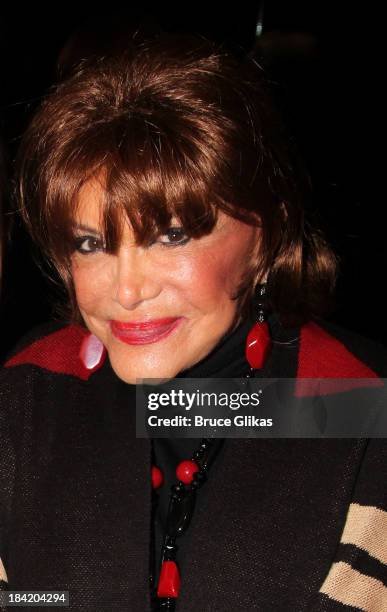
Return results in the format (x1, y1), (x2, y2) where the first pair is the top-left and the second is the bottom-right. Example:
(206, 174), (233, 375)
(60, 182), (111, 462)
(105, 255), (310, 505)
(109, 317), (184, 345)
(70, 178), (261, 384)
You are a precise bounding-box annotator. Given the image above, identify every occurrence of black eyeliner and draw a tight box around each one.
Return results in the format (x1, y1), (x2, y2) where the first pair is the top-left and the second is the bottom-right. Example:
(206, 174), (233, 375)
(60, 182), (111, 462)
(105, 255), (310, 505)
(72, 234), (105, 254)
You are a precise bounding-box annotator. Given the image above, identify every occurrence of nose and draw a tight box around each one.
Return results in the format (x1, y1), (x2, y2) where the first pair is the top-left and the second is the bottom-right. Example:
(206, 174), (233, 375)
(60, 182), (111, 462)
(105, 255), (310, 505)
(113, 244), (162, 310)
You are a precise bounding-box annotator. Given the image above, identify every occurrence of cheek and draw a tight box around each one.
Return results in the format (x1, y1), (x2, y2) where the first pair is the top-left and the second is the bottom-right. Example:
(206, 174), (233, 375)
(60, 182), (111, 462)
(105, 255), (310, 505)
(187, 255), (229, 298)
(176, 227), (257, 307)
(71, 259), (111, 313)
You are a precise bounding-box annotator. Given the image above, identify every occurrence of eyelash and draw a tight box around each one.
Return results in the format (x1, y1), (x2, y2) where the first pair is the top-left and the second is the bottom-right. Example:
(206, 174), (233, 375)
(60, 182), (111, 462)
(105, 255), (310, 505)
(73, 236), (104, 254)
(158, 227), (190, 247)
(73, 227), (190, 254)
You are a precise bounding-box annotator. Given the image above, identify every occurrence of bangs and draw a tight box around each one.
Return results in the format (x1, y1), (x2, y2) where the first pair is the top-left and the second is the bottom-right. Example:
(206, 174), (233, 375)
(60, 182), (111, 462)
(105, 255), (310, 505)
(48, 114), (234, 259)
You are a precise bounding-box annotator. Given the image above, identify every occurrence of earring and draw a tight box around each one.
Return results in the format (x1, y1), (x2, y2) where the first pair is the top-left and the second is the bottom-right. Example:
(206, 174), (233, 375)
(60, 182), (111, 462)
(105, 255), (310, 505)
(254, 283), (267, 323)
(245, 283), (271, 369)
(79, 333), (106, 371)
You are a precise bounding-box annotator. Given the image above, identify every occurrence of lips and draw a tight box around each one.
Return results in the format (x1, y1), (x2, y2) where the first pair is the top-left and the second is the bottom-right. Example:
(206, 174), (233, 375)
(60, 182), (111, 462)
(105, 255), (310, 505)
(110, 317), (183, 345)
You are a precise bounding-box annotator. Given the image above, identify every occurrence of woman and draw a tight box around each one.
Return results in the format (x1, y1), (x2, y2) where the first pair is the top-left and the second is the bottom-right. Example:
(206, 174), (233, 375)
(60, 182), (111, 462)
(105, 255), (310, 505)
(1, 32), (386, 611)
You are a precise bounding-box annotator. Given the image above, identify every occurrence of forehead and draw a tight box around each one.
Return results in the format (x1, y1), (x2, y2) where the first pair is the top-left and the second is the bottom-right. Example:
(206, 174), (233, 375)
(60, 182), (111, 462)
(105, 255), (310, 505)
(74, 177), (105, 226)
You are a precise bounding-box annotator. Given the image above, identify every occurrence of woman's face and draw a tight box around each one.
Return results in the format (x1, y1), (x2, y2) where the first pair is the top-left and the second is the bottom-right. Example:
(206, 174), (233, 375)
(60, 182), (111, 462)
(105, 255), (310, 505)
(71, 178), (261, 384)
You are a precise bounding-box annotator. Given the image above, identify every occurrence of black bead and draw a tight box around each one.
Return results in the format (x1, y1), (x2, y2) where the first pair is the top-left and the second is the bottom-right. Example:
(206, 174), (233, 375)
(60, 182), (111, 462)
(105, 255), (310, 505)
(156, 598), (176, 611)
(194, 470), (206, 481)
(192, 449), (204, 460)
(166, 489), (197, 538)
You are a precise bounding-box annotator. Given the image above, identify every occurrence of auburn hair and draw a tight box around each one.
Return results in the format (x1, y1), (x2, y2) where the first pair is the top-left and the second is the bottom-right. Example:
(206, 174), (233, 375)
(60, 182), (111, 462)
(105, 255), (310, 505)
(16, 31), (337, 326)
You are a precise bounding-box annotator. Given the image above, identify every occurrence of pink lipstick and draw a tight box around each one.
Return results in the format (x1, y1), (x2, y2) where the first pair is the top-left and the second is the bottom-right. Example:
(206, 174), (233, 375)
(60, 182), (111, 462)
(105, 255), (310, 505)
(110, 317), (183, 345)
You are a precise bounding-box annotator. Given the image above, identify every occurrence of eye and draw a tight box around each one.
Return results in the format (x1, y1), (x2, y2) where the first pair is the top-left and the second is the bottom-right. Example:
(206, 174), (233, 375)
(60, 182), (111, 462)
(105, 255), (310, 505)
(73, 235), (105, 254)
(157, 227), (190, 247)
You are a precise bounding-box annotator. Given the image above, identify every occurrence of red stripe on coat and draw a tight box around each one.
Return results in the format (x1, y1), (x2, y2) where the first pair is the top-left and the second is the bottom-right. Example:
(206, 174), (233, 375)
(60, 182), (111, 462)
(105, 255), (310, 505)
(295, 322), (382, 397)
(4, 325), (99, 380)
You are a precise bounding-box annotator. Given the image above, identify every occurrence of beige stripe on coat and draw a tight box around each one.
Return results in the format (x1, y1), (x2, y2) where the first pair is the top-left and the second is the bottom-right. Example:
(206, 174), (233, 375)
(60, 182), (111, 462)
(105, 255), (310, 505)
(319, 502), (387, 611)
(0, 557), (7, 583)
(320, 561), (387, 611)
(340, 503), (387, 564)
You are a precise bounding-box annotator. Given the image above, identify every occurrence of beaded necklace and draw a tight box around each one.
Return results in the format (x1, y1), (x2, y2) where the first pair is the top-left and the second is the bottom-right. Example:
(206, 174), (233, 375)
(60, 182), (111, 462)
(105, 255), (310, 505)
(149, 288), (270, 610)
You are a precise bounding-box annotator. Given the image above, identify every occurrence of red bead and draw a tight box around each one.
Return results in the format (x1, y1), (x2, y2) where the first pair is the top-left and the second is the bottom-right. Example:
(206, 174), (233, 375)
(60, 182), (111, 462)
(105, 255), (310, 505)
(245, 321), (271, 369)
(176, 460), (199, 484)
(157, 560), (181, 598)
(151, 466), (163, 489)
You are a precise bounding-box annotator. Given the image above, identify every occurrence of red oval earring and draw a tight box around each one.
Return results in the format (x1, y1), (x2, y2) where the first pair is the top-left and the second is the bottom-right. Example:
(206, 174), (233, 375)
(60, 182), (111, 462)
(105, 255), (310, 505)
(245, 284), (271, 370)
(79, 333), (106, 371)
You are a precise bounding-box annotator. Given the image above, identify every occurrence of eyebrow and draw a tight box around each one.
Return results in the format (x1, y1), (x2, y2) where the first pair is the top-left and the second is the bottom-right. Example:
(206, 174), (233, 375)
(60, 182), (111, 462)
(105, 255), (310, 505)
(73, 223), (101, 235)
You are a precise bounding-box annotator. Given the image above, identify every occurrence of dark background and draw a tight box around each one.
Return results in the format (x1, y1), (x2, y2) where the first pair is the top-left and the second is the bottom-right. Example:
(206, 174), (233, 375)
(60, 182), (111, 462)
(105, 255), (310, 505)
(0, 3), (385, 362)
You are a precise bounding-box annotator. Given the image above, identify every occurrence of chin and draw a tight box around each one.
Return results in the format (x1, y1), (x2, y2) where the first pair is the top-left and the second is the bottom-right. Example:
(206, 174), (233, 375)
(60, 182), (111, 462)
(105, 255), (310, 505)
(109, 356), (179, 386)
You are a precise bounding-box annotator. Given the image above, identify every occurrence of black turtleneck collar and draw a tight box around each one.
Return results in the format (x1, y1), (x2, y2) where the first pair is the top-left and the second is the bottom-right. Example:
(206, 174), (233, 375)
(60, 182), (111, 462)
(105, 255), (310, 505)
(175, 315), (254, 379)
(175, 307), (301, 380)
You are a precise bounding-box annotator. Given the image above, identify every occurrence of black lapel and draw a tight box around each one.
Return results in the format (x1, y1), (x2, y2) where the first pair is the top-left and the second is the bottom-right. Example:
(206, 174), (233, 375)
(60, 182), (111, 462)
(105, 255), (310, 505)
(8, 359), (153, 612)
